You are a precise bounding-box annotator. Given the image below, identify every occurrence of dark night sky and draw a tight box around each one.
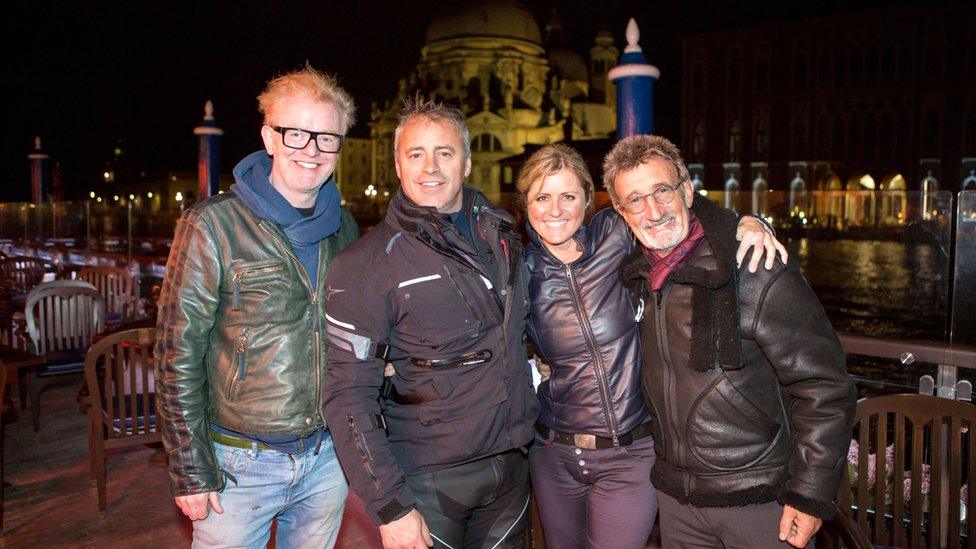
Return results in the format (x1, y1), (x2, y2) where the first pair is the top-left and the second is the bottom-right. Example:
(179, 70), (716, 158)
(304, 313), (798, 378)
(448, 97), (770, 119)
(5, 0), (924, 201)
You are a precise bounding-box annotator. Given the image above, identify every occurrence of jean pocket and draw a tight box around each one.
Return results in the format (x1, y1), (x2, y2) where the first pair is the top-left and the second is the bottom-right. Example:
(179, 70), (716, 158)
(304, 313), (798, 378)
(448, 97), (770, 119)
(213, 442), (253, 476)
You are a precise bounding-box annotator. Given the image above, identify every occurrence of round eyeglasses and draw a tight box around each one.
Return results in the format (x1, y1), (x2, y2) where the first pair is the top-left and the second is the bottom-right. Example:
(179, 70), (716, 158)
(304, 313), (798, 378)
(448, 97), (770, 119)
(270, 126), (344, 154)
(620, 181), (683, 215)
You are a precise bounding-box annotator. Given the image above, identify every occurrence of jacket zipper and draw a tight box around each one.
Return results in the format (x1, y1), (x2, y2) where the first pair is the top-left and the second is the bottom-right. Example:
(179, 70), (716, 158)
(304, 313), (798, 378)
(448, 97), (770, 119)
(235, 328), (249, 379)
(654, 287), (683, 470)
(566, 264), (620, 446)
(347, 415), (379, 488)
(232, 264), (285, 310)
(257, 223), (322, 428)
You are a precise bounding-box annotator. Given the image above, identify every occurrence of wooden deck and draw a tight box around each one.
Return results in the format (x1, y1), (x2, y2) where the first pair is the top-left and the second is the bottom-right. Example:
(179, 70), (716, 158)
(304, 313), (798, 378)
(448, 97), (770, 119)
(1, 383), (660, 548)
(0, 383), (382, 548)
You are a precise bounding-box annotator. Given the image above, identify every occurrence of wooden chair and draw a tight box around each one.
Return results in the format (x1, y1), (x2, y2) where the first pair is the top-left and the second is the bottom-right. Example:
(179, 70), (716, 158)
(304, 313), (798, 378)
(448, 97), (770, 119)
(0, 256), (46, 294)
(25, 282), (105, 431)
(836, 393), (976, 549)
(0, 359), (6, 533)
(78, 266), (137, 325)
(84, 327), (158, 514)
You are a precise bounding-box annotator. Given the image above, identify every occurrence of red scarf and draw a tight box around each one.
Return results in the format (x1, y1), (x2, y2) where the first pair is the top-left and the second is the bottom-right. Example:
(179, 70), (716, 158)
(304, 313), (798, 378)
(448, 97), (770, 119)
(642, 212), (705, 292)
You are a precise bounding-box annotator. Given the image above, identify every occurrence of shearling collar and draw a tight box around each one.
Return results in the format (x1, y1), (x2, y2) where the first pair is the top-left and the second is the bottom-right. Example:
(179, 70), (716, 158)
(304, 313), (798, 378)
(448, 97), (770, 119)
(621, 194), (744, 371)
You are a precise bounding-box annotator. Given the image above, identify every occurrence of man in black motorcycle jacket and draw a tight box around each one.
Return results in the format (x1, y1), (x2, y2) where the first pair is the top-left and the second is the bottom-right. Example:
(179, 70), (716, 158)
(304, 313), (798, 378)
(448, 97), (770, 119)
(322, 99), (538, 549)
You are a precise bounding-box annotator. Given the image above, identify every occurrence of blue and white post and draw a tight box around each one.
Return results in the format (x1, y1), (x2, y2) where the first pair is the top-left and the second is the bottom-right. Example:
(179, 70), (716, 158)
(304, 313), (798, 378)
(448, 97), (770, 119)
(194, 100), (223, 199)
(608, 18), (660, 139)
(28, 136), (49, 203)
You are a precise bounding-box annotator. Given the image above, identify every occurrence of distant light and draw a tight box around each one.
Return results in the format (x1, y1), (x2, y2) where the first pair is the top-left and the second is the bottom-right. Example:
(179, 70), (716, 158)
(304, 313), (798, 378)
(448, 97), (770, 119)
(96, 197), (103, 203)
(171, 176), (177, 182)
(113, 195), (119, 201)
(858, 175), (876, 190)
(383, 191), (390, 197)
(175, 191), (184, 202)
(128, 194), (135, 200)
(698, 189), (708, 196)
(218, 190), (224, 194)
(147, 191), (154, 198)
(89, 191), (96, 199)
(103, 172), (111, 180)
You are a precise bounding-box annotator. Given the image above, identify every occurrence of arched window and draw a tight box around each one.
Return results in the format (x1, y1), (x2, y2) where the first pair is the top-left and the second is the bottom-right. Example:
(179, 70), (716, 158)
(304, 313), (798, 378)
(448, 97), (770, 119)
(693, 120), (705, 158)
(789, 172), (807, 213)
(471, 133), (503, 153)
(724, 174), (740, 210)
(728, 118), (741, 161)
(921, 171), (939, 193)
(963, 170), (976, 191)
(752, 173), (769, 215)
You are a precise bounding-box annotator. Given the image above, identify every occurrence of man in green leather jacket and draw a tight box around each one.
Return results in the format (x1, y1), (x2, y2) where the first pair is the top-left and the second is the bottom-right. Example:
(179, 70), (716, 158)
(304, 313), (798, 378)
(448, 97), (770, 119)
(154, 65), (359, 548)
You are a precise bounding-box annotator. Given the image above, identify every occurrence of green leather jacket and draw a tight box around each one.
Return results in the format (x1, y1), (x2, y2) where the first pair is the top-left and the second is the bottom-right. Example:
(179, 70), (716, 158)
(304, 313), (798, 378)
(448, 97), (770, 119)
(154, 192), (359, 496)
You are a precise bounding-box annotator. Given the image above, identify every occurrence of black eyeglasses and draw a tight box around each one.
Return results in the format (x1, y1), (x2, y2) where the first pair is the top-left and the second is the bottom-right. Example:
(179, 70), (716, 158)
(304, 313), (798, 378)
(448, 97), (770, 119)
(270, 126), (344, 153)
(620, 181), (683, 215)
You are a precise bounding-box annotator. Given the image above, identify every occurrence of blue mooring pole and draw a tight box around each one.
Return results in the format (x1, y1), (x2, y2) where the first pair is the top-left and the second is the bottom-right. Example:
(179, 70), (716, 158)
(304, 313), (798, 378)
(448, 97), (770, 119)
(28, 136), (49, 203)
(194, 100), (223, 199)
(608, 18), (660, 139)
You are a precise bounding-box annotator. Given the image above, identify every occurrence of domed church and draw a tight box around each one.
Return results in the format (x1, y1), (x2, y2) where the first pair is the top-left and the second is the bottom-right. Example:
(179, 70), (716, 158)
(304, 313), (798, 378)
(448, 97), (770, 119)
(368, 1), (619, 195)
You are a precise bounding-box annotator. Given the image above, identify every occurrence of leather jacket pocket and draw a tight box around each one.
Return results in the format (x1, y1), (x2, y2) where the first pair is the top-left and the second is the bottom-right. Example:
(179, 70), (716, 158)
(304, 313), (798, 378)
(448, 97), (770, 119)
(230, 261), (286, 311)
(687, 376), (784, 471)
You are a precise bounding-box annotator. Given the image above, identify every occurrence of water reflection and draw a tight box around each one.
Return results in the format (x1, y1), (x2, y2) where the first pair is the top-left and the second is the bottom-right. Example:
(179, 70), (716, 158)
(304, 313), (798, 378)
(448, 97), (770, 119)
(798, 239), (948, 341)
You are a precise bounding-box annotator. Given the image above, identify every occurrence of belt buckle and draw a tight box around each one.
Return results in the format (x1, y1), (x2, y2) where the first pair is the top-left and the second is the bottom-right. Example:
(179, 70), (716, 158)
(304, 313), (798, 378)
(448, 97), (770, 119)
(574, 433), (596, 450)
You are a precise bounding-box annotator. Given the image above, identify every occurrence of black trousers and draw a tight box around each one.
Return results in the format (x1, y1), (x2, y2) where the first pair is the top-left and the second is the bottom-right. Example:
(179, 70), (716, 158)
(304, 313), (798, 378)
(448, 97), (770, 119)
(406, 449), (530, 549)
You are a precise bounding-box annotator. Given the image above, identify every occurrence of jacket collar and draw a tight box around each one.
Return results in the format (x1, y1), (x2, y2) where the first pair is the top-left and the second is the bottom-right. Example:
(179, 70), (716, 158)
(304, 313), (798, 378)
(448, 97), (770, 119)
(621, 193), (744, 372)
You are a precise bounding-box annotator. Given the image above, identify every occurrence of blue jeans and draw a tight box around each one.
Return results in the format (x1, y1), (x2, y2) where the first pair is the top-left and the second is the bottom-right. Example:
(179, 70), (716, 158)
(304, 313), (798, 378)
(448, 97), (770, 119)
(191, 434), (348, 549)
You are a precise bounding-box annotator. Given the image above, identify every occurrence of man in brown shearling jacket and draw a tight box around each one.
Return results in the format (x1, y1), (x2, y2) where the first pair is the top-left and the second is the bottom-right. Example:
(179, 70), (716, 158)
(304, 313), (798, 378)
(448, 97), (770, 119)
(608, 134), (857, 549)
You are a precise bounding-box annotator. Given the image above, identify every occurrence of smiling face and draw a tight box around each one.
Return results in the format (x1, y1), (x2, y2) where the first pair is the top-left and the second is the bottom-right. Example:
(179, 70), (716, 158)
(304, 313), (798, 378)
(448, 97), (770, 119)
(394, 116), (471, 214)
(613, 158), (695, 256)
(526, 169), (587, 261)
(259, 95), (343, 208)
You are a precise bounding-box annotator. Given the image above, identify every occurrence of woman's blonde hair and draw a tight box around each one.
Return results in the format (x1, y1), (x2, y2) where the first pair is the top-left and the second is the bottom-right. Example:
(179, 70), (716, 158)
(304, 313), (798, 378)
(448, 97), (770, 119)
(515, 144), (595, 213)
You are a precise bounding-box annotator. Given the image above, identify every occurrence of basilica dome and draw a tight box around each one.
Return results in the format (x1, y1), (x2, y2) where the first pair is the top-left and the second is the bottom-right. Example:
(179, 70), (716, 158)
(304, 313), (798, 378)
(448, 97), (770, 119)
(424, 1), (542, 45)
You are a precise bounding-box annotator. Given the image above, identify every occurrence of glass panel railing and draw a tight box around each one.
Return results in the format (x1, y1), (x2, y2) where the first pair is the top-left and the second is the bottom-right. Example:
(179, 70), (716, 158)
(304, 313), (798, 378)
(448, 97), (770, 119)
(712, 190), (954, 395)
(0, 190), (966, 394)
(952, 191), (976, 348)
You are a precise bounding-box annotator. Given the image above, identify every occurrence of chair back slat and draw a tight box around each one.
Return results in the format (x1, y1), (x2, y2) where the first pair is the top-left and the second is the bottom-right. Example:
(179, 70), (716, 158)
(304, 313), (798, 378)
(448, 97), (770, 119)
(948, 416), (962, 549)
(911, 422), (925, 547)
(843, 394), (976, 549)
(0, 256), (45, 293)
(856, 417), (871, 535)
(85, 328), (156, 440)
(25, 281), (105, 356)
(931, 418), (944, 549)
(78, 266), (135, 321)
(872, 412), (888, 542)
(969, 432), (976, 545)
(891, 411), (906, 548)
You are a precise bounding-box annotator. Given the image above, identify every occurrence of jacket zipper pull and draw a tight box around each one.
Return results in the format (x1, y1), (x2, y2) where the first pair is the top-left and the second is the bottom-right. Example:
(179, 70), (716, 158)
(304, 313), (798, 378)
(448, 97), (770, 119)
(233, 271), (242, 310)
(612, 434), (620, 448)
(236, 331), (248, 379)
(312, 295), (321, 333)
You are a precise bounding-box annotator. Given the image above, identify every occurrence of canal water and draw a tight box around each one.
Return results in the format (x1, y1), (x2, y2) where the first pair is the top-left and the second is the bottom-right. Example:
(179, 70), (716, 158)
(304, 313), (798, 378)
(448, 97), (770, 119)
(796, 237), (956, 394)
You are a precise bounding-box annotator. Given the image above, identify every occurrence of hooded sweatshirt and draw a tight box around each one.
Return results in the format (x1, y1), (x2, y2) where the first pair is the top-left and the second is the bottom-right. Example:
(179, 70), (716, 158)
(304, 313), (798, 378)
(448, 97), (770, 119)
(230, 150), (343, 288)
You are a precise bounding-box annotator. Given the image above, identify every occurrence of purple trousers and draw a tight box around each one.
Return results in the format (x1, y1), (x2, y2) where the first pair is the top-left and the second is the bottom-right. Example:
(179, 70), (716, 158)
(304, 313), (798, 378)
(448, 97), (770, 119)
(528, 433), (658, 549)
